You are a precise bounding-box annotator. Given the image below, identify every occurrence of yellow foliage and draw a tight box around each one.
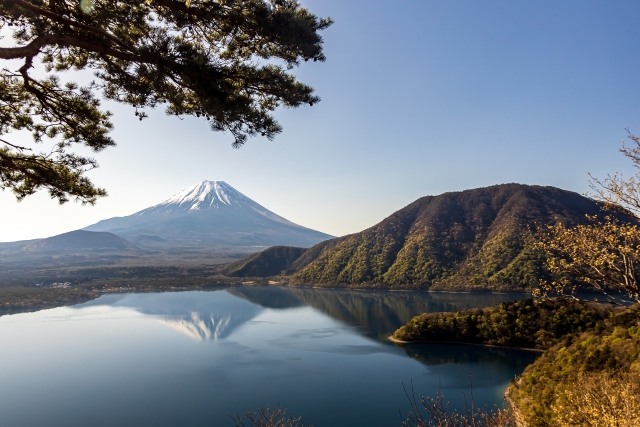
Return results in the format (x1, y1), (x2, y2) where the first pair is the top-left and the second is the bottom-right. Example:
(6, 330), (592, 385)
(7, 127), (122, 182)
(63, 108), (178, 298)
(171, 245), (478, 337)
(551, 372), (640, 427)
(535, 215), (640, 303)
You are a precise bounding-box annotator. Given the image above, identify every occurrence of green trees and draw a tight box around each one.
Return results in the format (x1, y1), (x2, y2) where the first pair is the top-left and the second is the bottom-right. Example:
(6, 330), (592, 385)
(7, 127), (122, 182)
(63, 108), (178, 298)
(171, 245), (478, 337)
(0, 0), (331, 203)
(392, 297), (640, 426)
(509, 306), (640, 426)
(392, 299), (609, 350)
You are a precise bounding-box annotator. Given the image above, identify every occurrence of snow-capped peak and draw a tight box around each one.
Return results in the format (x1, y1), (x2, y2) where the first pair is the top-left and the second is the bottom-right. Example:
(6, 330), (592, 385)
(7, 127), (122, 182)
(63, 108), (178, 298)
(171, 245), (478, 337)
(82, 179), (334, 245)
(142, 181), (249, 214)
(135, 181), (300, 228)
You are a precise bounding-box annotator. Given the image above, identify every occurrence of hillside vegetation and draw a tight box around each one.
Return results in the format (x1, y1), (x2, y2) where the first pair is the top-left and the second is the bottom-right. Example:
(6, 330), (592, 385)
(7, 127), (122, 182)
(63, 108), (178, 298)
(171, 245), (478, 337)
(294, 185), (605, 290)
(391, 298), (640, 426)
(226, 184), (608, 291)
(221, 246), (308, 277)
(508, 305), (640, 426)
(392, 299), (610, 349)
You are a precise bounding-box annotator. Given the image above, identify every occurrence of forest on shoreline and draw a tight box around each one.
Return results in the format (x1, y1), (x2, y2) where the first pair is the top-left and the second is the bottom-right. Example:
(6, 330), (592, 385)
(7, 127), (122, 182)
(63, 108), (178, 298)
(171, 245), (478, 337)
(391, 298), (640, 426)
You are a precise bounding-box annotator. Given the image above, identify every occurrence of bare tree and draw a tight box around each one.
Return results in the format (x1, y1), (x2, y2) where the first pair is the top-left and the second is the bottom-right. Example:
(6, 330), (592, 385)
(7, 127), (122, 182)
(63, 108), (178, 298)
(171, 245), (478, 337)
(231, 405), (310, 427)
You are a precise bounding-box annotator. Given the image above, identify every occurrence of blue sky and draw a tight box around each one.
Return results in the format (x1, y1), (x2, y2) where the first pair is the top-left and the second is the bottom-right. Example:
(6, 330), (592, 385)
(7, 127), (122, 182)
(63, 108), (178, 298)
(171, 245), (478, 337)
(2, 0), (640, 241)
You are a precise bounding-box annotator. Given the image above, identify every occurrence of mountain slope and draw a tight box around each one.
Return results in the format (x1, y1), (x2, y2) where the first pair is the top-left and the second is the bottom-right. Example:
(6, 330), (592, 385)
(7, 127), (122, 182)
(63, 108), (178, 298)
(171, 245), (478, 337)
(228, 184), (611, 290)
(221, 246), (308, 277)
(84, 181), (333, 249)
(290, 184), (605, 290)
(22, 230), (138, 253)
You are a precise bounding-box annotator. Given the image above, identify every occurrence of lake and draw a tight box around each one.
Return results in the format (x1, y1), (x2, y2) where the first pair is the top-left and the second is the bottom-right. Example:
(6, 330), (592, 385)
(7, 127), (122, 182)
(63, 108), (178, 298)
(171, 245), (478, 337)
(0, 286), (538, 427)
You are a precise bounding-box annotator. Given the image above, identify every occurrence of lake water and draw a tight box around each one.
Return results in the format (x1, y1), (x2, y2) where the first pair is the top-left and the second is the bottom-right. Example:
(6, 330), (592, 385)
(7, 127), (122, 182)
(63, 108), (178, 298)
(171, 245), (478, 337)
(0, 287), (539, 427)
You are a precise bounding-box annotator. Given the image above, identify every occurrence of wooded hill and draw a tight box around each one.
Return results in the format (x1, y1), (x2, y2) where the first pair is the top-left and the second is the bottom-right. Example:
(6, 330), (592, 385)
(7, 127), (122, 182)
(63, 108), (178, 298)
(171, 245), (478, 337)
(508, 304), (640, 426)
(221, 246), (308, 277)
(392, 299), (610, 349)
(225, 184), (608, 291)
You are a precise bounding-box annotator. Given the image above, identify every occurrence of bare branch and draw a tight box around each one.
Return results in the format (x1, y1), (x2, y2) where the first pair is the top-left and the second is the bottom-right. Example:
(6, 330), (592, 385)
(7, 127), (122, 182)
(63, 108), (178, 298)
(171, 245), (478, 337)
(0, 138), (32, 151)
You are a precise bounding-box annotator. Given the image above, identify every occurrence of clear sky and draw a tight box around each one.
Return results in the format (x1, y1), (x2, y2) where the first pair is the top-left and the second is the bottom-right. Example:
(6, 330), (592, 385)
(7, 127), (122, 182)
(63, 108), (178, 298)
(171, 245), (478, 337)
(2, 0), (640, 242)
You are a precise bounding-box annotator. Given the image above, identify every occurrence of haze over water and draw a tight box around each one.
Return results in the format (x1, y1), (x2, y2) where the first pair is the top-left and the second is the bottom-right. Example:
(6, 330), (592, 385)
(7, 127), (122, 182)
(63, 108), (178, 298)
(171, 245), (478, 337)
(0, 287), (538, 427)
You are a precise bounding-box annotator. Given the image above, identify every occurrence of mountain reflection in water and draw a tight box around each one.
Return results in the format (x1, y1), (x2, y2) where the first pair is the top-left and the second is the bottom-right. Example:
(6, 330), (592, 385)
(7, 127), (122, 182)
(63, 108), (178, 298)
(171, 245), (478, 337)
(100, 286), (526, 347)
(95, 285), (534, 373)
(159, 312), (231, 340)
(228, 285), (526, 337)
(0, 286), (538, 427)
(93, 290), (264, 340)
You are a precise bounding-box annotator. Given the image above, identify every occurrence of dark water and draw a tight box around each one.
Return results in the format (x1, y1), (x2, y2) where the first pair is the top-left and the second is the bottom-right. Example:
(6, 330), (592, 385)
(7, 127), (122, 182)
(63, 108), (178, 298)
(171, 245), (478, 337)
(0, 287), (538, 427)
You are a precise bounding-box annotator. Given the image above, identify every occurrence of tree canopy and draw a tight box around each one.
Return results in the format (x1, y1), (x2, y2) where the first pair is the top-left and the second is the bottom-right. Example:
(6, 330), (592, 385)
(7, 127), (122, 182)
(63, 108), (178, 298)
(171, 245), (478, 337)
(536, 132), (640, 304)
(0, 0), (331, 203)
(535, 216), (640, 304)
(589, 130), (640, 218)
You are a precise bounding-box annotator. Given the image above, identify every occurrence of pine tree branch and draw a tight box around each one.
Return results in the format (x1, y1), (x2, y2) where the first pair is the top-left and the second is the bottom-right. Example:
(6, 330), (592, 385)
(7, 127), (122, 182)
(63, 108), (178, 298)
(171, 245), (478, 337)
(151, 0), (222, 19)
(0, 138), (32, 152)
(6, 0), (134, 51)
(0, 34), (144, 62)
(0, 35), (56, 60)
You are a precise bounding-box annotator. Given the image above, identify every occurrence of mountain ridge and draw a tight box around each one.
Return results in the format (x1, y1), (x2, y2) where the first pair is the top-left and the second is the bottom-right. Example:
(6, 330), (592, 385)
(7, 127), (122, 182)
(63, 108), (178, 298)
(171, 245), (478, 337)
(0, 230), (139, 255)
(222, 183), (612, 291)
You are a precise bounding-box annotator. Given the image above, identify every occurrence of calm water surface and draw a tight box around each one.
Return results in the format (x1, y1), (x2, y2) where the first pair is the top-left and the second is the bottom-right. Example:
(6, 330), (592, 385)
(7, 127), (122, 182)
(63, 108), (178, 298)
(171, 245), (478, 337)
(0, 287), (538, 427)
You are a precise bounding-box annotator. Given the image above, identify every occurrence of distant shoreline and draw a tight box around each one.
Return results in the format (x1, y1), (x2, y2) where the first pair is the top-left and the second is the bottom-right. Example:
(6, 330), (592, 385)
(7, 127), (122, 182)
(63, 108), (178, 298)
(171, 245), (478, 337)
(0, 282), (530, 318)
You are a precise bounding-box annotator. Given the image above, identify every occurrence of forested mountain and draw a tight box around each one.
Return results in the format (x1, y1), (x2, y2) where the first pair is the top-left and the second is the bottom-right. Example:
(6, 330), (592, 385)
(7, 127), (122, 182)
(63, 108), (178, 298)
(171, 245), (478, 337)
(226, 184), (609, 291)
(221, 246), (308, 277)
(293, 184), (606, 290)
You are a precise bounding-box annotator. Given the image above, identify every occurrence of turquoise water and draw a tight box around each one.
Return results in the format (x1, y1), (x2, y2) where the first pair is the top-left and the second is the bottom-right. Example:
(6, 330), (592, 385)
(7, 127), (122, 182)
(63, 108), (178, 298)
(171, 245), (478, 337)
(0, 287), (538, 427)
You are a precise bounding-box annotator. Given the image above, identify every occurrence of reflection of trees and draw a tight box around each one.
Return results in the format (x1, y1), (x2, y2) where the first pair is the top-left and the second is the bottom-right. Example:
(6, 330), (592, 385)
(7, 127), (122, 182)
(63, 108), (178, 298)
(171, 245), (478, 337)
(227, 285), (525, 336)
(400, 342), (539, 367)
(288, 288), (524, 336)
(226, 286), (304, 309)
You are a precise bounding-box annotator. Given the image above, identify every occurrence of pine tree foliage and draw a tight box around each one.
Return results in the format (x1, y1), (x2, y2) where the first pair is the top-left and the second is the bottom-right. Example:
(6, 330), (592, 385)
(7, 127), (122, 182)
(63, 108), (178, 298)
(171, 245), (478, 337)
(0, 0), (331, 203)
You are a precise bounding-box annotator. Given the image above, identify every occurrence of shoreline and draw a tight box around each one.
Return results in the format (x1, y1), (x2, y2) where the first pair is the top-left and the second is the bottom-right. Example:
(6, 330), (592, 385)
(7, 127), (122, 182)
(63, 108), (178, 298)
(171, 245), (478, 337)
(387, 335), (545, 352)
(0, 283), (532, 318)
(286, 284), (530, 294)
(504, 385), (528, 427)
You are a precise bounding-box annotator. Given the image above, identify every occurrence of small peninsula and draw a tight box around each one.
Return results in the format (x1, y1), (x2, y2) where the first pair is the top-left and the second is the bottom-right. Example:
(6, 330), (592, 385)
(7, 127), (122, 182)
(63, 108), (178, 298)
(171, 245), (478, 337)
(391, 298), (640, 426)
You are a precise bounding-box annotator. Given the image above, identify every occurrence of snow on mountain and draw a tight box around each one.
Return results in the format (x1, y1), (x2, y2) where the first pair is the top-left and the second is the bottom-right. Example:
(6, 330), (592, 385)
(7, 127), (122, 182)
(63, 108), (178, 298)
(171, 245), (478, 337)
(137, 180), (297, 226)
(159, 312), (232, 341)
(144, 181), (247, 213)
(83, 180), (333, 248)
(109, 291), (264, 341)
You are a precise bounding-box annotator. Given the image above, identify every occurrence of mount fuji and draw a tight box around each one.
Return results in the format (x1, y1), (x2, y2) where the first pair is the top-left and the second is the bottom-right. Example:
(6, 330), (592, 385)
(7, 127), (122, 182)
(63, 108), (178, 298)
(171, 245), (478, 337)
(83, 181), (333, 249)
